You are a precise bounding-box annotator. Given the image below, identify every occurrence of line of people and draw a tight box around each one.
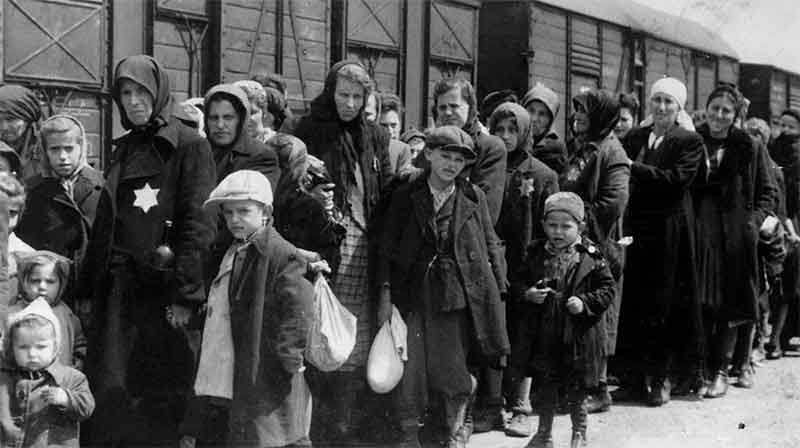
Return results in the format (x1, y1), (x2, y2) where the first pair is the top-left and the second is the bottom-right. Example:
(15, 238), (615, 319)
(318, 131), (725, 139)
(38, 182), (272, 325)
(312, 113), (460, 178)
(0, 54), (795, 448)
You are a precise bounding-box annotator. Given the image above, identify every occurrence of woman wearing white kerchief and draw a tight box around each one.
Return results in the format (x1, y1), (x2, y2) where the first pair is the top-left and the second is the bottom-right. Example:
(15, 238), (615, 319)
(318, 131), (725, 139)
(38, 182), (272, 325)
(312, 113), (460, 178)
(614, 77), (707, 406)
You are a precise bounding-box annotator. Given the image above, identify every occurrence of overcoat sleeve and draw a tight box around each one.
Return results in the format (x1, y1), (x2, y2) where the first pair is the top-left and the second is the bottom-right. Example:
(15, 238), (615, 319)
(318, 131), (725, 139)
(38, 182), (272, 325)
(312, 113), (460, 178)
(476, 186), (508, 294)
(272, 251), (314, 375)
(60, 370), (95, 421)
(471, 133), (507, 224)
(376, 186), (409, 287)
(752, 142), (778, 227)
(173, 137), (217, 307)
(245, 144), (282, 191)
(576, 257), (615, 318)
(592, 146), (630, 235)
(629, 131), (704, 193)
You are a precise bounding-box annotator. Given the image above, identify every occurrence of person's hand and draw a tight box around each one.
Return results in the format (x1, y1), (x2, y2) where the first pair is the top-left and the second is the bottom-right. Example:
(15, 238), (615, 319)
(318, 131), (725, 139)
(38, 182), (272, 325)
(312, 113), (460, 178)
(524, 287), (550, 304)
(377, 286), (393, 325)
(566, 296), (585, 315)
(166, 304), (192, 329)
(309, 260), (331, 275)
(41, 386), (69, 407)
(1, 420), (20, 443)
(789, 233), (800, 247)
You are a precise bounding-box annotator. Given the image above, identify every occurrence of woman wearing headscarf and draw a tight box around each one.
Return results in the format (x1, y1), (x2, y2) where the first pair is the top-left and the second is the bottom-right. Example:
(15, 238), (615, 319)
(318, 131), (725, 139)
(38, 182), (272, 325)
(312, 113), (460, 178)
(521, 83), (568, 175)
(615, 77), (704, 406)
(691, 85), (777, 398)
(563, 89), (630, 413)
(0, 85), (45, 180)
(289, 60), (393, 441)
(489, 101), (558, 437)
(16, 114), (103, 276)
(78, 55), (216, 445)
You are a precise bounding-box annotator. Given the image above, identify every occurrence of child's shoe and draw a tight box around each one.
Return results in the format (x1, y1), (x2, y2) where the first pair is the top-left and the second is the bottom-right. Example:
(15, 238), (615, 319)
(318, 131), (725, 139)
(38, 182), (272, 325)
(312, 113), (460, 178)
(504, 412), (534, 437)
(570, 431), (588, 447)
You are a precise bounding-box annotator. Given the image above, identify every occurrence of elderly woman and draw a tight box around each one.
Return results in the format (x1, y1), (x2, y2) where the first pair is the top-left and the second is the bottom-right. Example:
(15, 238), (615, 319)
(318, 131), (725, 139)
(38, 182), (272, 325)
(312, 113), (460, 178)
(0, 85), (44, 180)
(692, 85), (776, 398)
(78, 55), (216, 445)
(564, 89), (630, 413)
(616, 77), (704, 406)
(289, 60), (392, 441)
(521, 83), (568, 175)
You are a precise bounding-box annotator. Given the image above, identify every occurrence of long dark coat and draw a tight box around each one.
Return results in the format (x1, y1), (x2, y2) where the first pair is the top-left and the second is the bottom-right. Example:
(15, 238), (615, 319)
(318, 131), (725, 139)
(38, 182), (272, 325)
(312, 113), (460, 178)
(17, 168), (104, 270)
(509, 239), (615, 387)
(378, 176), (509, 359)
(467, 124), (507, 225)
(693, 124), (777, 322)
(533, 130), (568, 175)
(618, 125), (703, 347)
(228, 225), (314, 420)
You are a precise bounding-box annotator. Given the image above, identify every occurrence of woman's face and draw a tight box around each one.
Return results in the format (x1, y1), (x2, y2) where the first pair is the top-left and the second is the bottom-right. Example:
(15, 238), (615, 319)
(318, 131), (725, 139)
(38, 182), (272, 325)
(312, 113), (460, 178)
(119, 79), (154, 127)
(779, 114), (800, 137)
(706, 96), (736, 136)
(650, 93), (680, 129)
(615, 107), (635, 138)
(0, 113), (28, 146)
(526, 101), (552, 138)
(572, 103), (590, 135)
(334, 78), (365, 123)
(435, 88), (470, 128)
(492, 117), (520, 153)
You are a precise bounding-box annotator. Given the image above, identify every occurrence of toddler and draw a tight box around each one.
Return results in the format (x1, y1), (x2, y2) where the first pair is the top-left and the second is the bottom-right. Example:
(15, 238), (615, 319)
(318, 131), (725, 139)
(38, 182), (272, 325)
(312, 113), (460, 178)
(0, 298), (94, 446)
(510, 192), (614, 448)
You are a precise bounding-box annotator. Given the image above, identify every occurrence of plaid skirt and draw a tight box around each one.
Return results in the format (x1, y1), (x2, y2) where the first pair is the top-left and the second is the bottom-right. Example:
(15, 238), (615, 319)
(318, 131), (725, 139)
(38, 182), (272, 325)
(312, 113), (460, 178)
(331, 215), (372, 372)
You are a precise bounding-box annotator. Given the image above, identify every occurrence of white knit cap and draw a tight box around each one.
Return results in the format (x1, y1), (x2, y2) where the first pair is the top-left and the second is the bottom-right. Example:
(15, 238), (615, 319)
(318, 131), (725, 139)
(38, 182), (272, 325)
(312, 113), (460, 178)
(203, 169), (273, 209)
(650, 77), (687, 109)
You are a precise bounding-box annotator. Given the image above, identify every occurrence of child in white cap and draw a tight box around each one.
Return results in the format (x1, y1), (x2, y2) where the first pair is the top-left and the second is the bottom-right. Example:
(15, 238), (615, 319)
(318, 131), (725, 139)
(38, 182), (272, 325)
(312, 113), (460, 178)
(509, 192), (615, 448)
(180, 170), (314, 448)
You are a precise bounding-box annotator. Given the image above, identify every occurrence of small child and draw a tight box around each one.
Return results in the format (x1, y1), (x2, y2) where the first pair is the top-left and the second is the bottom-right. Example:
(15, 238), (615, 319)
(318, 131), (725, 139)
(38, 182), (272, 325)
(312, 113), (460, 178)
(5, 251), (86, 371)
(0, 174), (35, 305)
(0, 298), (95, 446)
(182, 170), (314, 448)
(510, 192), (615, 448)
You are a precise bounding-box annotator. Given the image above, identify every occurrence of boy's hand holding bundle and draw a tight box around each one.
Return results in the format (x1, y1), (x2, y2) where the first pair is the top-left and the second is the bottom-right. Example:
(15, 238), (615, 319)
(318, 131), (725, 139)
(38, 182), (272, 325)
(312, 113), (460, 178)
(41, 386), (69, 406)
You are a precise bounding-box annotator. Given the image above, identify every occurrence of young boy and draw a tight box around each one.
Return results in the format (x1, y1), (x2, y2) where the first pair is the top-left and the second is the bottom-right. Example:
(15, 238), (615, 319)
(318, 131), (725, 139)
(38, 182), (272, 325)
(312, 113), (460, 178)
(0, 298), (95, 447)
(510, 192), (614, 448)
(0, 174), (34, 304)
(378, 126), (508, 448)
(184, 170), (314, 448)
(5, 251), (86, 370)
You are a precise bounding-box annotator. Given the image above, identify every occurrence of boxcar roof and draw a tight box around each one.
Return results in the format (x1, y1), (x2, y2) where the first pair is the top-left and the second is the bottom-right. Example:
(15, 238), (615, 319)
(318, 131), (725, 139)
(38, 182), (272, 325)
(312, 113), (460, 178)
(538, 0), (738, 59)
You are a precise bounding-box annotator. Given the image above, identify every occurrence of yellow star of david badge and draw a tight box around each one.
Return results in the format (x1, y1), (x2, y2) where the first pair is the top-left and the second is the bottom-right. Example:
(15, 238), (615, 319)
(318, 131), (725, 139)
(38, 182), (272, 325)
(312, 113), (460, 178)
(133, 182), (160, 213)
(518, 178), (535, 198)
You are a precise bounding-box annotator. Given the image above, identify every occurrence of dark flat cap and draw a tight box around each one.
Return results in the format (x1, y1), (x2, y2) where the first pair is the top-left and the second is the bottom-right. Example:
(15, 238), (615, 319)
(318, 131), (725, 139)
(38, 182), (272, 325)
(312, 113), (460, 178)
(425, 125), (476, 159)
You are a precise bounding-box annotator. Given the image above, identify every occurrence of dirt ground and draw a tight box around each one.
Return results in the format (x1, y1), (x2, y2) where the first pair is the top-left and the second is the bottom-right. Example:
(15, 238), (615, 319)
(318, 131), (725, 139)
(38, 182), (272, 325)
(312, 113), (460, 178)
(471, 352), (800, 448)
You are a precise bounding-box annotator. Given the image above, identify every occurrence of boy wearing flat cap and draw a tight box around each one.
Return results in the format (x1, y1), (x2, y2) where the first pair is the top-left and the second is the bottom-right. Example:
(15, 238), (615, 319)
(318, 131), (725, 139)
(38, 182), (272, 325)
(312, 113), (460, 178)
(182, 170), (314, 448)
(377, 126), (509, 448)
(509, 192), (615, 448)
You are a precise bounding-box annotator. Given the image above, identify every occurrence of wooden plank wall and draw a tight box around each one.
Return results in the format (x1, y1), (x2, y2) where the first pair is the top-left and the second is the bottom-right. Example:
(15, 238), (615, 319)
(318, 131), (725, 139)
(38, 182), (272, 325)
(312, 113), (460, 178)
(790, 74), (800, 111)
(529, 4), (567, 138)
(644, 37), (698, 109)
(770, 71), (787, 124)
(601, 24), (627, 94)
(153, 20), (204, 102)
(220, 0), (329, 111)
(718, 57), (738, 86)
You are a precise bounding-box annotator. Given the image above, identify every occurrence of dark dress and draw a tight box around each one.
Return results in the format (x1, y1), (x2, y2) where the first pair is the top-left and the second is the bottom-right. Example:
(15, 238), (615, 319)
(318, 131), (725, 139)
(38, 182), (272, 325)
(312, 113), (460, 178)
(692, 124), (776, 323)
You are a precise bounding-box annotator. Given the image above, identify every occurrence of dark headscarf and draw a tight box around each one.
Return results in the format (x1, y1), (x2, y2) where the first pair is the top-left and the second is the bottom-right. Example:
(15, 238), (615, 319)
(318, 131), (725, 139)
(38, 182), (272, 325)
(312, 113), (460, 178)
(264, 86), (289, 129)
(112, 55), (172, 131)
(306, 60), (373, 210)
(0, 85), (43, 178)
(488, 102), (531, 153)
(572, 89), (620, 142)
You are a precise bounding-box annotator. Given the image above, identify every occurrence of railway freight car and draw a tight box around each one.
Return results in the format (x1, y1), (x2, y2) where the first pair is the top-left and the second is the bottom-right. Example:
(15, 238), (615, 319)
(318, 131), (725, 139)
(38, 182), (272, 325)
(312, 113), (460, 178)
(1, 0), (491, 169)
(740, 63), (800, 130)
(478, 0), (739, 138)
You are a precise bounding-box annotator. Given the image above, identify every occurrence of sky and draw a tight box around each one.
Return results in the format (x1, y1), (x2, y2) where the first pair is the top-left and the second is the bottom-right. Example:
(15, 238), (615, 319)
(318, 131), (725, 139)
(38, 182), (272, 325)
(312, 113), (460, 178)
(632, 0), (800, 74)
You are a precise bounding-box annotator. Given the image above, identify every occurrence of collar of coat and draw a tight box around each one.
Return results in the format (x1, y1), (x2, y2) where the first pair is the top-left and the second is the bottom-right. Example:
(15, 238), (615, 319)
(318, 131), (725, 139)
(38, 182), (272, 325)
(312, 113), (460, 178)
(409, 175), (480, 238)
(2, 361), (72, 386)
(529, 237), (606, 284)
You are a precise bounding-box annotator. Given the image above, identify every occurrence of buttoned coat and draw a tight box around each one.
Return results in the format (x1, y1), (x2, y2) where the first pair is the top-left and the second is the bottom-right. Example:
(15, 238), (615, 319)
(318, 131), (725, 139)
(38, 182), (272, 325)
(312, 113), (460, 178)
(378, 176), (509, 359)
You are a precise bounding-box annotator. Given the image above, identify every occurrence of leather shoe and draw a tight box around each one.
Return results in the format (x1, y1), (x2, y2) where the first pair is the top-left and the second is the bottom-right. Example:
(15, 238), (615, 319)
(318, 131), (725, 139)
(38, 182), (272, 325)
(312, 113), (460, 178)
(734, 366), (755, 389)
(586, 388), (612, 413)
(647, 377), (670, 407)
(766, 346), (783, 360)
(570, 431), (588, 448)
(705, 370), (729, 398)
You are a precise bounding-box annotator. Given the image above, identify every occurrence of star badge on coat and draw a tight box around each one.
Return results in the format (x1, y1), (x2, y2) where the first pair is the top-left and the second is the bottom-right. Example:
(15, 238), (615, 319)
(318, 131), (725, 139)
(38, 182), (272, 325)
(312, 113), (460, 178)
(518, 178), (535, 198)
(133, 182), (160, 213)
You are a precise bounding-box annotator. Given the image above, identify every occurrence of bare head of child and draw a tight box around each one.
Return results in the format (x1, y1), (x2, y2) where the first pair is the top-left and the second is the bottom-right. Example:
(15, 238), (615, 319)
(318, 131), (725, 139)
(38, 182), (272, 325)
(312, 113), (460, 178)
(18, 253), (70, 306)
(542, 192), (585, 250)
(0, 173), (26, 232)
(206, 170), (273, 241)
(8, 314), (57, 372)
(41, 116), (84, 179)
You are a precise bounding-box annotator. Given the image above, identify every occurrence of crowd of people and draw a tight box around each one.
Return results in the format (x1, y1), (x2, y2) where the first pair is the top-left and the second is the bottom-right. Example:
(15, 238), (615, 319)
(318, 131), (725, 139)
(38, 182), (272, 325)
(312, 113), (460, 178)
(0, 53), (796, 448)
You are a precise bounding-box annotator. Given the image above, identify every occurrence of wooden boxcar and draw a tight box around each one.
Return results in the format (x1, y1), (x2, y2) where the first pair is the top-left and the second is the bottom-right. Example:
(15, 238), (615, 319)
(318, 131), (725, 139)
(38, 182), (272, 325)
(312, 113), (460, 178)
(739, 63), (800, 128)
(477, 0), (740, 138)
